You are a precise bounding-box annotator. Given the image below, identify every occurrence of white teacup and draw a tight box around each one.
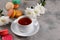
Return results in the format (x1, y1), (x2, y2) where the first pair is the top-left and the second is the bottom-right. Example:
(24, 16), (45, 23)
(17, 16), (34, 33)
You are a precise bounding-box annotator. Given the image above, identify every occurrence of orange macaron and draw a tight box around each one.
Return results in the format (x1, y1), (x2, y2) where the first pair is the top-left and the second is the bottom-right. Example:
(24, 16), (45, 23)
(14, 4), (19, 9)
(15, 10), (22, 18)
(7, 9), (14, 17)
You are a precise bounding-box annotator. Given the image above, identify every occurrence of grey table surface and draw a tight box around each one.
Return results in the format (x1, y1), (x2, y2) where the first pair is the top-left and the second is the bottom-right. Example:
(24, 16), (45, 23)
(0, 0), (60, 40)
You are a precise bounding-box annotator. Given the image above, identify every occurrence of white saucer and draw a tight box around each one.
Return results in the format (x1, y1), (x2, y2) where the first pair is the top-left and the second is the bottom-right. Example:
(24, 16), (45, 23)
(11, 18), (40, 36)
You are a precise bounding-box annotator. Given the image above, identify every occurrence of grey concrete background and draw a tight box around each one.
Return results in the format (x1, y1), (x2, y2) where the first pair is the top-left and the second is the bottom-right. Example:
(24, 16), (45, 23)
(0, 0), (60, 40)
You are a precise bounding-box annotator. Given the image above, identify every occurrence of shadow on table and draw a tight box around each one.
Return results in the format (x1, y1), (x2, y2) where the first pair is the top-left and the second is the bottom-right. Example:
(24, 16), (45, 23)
(14, 35), (31, 40)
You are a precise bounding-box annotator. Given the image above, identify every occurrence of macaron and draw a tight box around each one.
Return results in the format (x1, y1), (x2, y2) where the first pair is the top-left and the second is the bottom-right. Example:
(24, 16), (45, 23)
(2, 34), (13, 40)
(0, 29), (9, 36)
(6, 2), (14, 10)
(11, 10), (16, 18)
(15, 10), (22, 18)
(7, 9), (16, 18)
(7, 9), (14, 17)
(12, 0), (21, 4)
(14, 4), (19, 9)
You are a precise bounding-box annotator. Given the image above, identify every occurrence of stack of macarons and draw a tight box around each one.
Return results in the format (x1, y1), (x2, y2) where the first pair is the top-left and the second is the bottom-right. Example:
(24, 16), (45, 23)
(0, 29), (13, 40)
(5, 0), (23, 18)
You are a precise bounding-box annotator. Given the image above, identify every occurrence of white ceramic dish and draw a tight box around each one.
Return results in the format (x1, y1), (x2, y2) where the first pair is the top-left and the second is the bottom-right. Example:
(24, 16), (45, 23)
(11, 16), (40, 36)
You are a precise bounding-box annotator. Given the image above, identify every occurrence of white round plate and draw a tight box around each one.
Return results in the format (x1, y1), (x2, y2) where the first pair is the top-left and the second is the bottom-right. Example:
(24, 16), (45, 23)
(11, 18), (40, 36)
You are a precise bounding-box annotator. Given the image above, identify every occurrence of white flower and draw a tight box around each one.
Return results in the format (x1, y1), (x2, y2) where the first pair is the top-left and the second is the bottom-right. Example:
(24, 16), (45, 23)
(2, 8), (8, 16)
(0, 16), (10, 26)
(0, 19), (5, 26)
(25, 7), (36, 17)
(25, 3), (46, 18)
(34, 3), (46, 16)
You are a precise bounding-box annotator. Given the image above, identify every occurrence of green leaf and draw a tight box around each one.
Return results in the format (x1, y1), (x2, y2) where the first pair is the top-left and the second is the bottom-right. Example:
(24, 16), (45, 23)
(1, 14), (4, 16)
(40, 0), (46, 6)
(0, 9), (3, 14)
(42, 1), (46, 6)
